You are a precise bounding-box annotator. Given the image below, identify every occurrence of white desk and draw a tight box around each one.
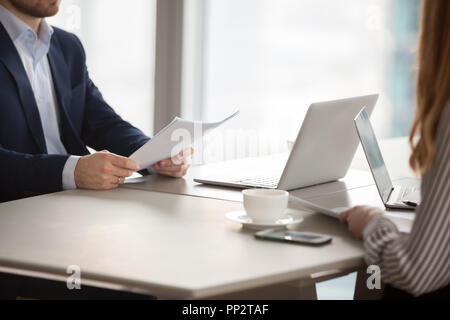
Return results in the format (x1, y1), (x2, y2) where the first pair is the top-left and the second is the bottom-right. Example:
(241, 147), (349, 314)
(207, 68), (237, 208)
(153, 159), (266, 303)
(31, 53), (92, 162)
(0, 188), (369, 299)
(0, 187), (415, 299)
(0, 137), (417, 299)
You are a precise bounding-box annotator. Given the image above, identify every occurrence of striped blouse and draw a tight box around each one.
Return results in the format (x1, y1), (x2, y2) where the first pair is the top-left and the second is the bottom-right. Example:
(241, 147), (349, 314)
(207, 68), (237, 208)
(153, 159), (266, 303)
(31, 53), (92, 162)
(363, 101), (450, 297)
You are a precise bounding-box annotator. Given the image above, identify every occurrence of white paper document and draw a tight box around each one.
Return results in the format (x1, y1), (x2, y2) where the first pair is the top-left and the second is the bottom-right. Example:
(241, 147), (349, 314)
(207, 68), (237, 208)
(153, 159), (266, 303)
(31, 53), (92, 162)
(130, 111), (239, 169)
(289, 195), (347, 219)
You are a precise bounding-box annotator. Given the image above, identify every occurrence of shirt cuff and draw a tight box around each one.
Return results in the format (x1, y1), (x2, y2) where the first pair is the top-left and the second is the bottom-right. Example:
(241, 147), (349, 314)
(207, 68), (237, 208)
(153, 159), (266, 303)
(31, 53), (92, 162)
(363, 216), (398, 241)
(62, 156), (81, 190)
(362, 216), (399, 265)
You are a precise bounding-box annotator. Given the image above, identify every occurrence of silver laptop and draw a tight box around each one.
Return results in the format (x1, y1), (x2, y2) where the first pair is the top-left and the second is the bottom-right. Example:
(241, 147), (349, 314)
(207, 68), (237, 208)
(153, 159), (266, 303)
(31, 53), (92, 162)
(194, 94), (379, 190)
(354, 107), (420, 210)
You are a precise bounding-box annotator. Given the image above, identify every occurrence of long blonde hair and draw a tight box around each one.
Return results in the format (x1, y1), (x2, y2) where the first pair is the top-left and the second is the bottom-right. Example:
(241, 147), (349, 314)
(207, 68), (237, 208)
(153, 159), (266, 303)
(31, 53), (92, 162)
(409, 0), (450, 175)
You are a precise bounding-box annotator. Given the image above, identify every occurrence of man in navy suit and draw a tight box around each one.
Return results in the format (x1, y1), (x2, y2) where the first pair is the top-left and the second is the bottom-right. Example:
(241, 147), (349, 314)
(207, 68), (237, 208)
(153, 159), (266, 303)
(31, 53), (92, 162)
(0, 0), (192, 203)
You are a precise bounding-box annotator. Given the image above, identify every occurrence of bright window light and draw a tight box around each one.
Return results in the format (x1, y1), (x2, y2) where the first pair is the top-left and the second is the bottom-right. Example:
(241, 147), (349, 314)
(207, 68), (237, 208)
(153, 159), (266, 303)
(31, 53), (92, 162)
(48, 0), (156, 136)
(195, 0), (419, 162)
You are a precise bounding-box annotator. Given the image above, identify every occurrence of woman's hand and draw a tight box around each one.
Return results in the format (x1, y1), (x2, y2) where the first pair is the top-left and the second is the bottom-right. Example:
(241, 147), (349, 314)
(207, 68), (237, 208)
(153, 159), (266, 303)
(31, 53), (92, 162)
(153, 147), (193, 178)
(339, 205), (385, 239)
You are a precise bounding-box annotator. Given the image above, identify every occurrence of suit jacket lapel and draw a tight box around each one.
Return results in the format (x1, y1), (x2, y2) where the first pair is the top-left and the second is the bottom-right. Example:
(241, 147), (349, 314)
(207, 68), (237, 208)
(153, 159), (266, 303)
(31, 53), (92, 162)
(0, 23), (47, 153)
(47, 32), (88, 156)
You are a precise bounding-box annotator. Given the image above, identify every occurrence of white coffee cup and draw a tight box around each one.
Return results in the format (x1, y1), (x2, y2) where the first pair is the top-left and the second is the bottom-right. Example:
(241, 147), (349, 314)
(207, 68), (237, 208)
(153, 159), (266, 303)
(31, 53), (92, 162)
(242, 189), (289, 223)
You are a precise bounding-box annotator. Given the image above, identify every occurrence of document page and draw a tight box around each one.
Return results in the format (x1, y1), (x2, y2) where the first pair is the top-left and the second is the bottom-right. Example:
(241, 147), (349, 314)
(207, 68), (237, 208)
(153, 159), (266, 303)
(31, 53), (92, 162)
(289, 195), (342, 219)
(130, 111), (239, 169)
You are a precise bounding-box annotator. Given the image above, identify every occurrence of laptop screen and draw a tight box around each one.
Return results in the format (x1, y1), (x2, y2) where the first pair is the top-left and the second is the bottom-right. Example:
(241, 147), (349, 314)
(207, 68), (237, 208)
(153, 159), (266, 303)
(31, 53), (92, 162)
(354, 108), (393, 203)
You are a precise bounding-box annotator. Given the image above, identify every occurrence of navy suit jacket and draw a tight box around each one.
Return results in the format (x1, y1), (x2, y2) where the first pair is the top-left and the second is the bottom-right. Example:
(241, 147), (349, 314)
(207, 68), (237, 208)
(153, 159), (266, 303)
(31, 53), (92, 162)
(0, 23), (150, 202)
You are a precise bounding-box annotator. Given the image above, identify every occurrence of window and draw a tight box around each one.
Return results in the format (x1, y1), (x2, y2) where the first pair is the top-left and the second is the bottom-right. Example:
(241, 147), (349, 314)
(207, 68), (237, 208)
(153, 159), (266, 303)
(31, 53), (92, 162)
(48, 0), (156, 136)
(185, 0), (420, 163)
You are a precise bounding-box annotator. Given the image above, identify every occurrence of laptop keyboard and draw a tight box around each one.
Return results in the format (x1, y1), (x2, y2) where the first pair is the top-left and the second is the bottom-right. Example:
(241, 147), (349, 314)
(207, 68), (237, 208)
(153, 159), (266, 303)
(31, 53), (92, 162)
(230, 175), (279, 188)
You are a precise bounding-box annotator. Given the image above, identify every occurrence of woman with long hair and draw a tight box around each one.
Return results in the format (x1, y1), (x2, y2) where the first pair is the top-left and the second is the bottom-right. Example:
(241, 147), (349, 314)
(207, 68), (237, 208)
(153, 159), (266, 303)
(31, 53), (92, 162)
(339, 0), (449, 299)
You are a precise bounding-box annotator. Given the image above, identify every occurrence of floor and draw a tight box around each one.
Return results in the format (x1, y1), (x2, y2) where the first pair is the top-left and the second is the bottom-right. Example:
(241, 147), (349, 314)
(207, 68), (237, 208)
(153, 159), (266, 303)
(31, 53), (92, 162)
(316, 272), (357, 300)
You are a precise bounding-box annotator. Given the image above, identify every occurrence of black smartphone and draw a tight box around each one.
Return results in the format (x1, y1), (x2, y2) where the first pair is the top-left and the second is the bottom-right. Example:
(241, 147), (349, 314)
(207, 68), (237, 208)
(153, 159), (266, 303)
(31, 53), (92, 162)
(255, 229), (332, 246)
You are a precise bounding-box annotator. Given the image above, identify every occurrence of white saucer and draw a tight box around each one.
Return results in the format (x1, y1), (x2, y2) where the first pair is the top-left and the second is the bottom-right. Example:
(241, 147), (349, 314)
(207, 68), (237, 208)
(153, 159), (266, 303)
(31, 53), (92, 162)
(225, 209), (305, 230)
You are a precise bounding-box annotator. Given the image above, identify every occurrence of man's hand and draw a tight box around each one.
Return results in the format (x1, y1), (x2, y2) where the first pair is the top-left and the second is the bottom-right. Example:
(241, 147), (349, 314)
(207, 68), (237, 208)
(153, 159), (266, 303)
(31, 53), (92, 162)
(74, 151), (139, 190)
(153, 147), (193, 178)
(339, 205), (384, 239)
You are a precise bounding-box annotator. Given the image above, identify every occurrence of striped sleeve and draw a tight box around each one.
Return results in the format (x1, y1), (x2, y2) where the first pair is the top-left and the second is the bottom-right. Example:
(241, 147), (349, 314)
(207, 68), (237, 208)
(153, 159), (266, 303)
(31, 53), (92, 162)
(362, 109), (450, 297)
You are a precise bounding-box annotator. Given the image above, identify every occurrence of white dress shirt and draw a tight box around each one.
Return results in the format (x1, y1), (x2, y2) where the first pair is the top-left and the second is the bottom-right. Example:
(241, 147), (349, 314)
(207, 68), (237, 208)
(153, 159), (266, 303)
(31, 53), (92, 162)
(0, 5), (79, 189)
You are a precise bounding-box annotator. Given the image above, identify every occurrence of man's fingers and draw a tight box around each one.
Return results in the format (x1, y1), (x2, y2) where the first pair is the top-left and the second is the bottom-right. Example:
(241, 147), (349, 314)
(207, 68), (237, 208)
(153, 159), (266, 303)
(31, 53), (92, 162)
(156, 168), (187, 178)
(154, 163), (187, 173)
(159, 158), (173, 167)
(153, 147), (193, 177)
(162, 154), (192, 167)
(105, 174), (125, 185)
(158, 157), (190, 168)
(108, 154), (139, 171)
(171, 154), (184, 166)
(94, 175), (122, 190)
(154, 162), (189, 177)
(108, 166), (133, 178)
(179, 147), (194, 157)
(170, 147), (194, 165)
